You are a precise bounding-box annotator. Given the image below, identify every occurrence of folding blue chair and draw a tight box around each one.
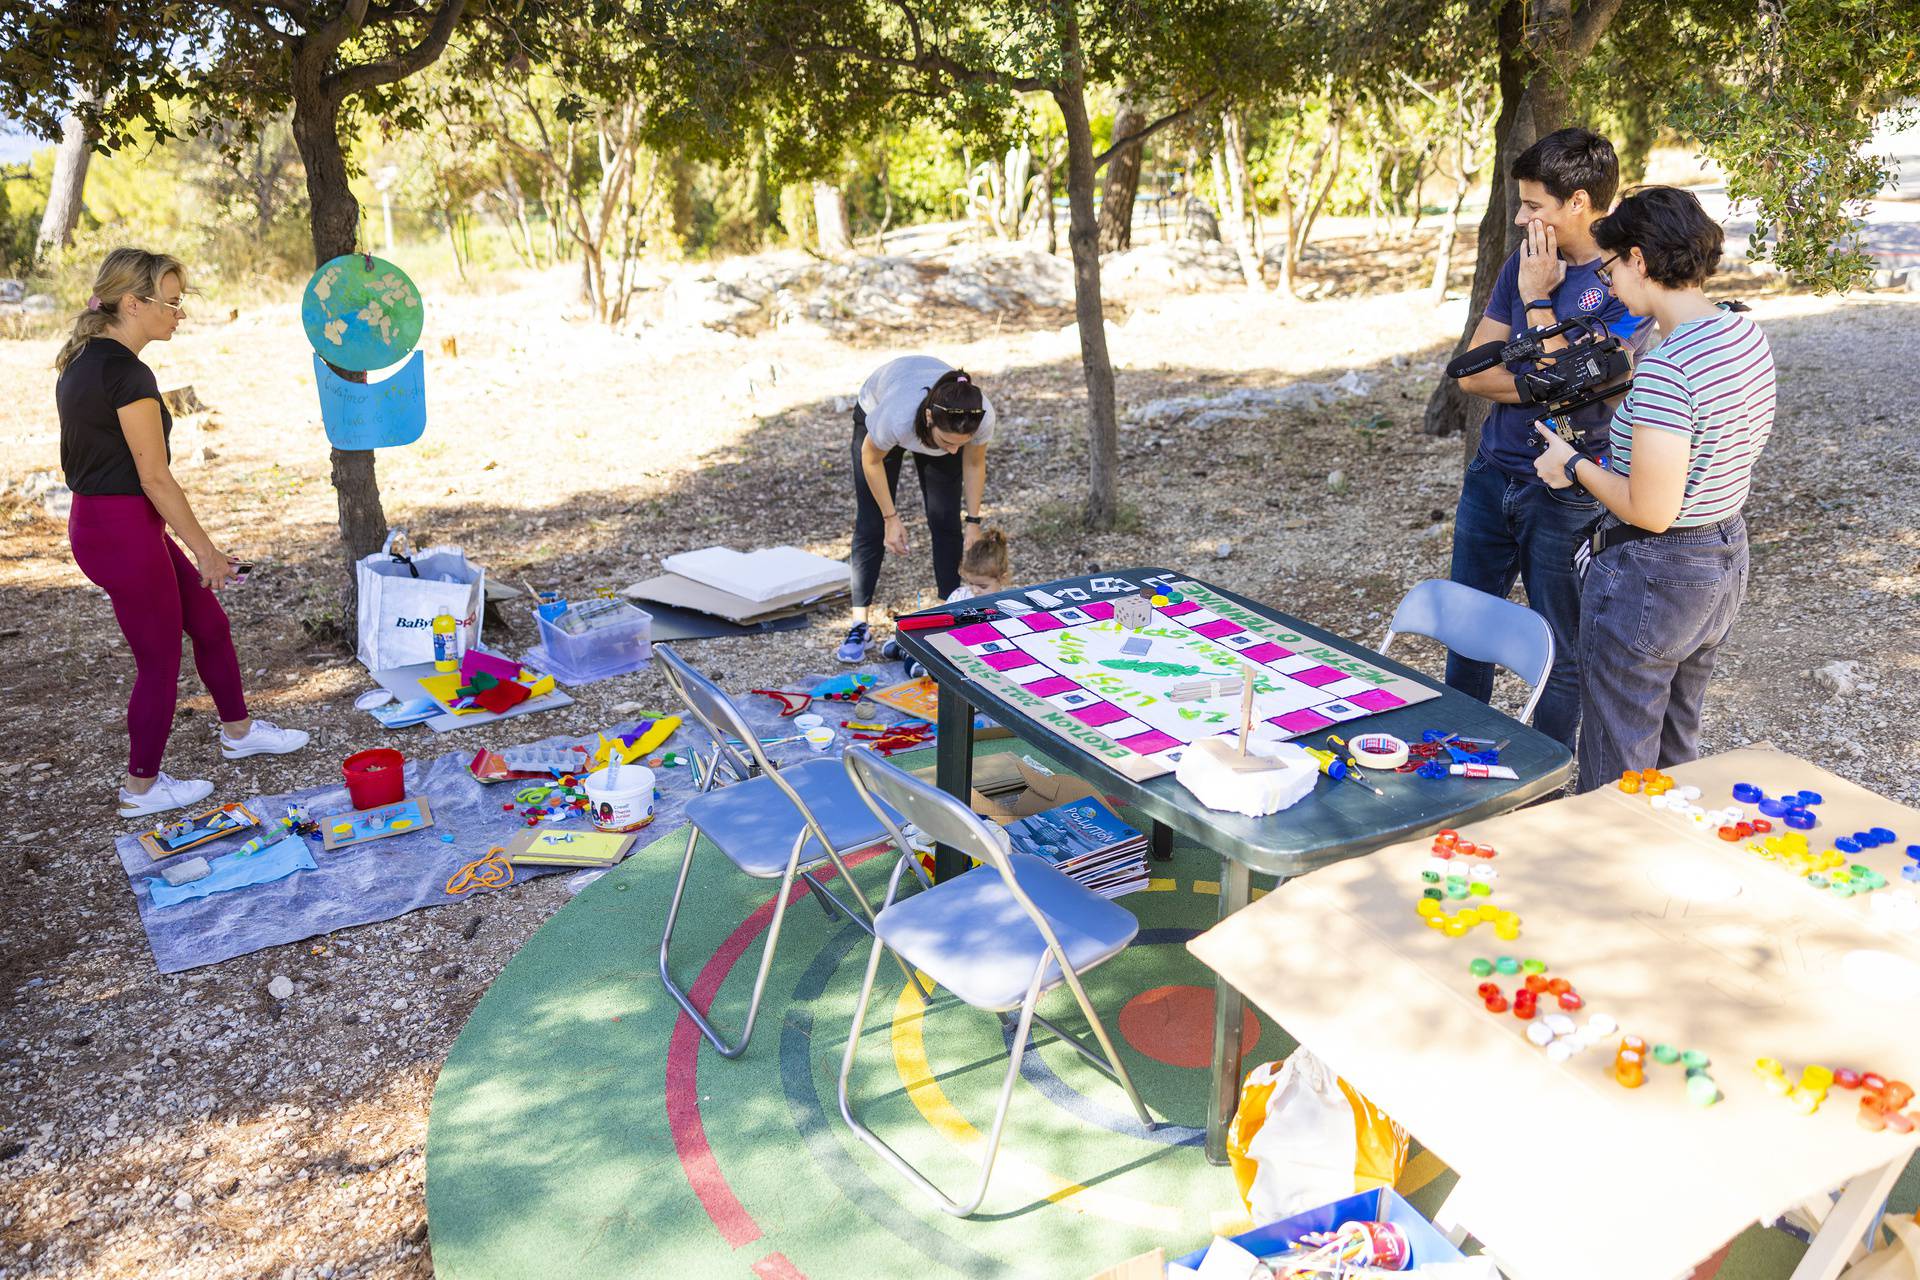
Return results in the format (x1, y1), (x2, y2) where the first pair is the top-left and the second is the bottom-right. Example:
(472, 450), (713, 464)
(1379, 579), (1556, 724)
(656, 645), (927, 1060)
(838, 746), (1154, 1217)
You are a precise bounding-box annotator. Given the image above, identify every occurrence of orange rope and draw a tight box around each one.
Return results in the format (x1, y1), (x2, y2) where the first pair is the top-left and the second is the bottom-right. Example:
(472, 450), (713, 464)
(446, 846), (514, 895)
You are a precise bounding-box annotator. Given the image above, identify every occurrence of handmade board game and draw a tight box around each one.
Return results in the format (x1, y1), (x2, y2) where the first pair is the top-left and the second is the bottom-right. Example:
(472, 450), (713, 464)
(321, 796), (436, 851)
(138, 803), (260, 860)
(931, 579), (1438, 781)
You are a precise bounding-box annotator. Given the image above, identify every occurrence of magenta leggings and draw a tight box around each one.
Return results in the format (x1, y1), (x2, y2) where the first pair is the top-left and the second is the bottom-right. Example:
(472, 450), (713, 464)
(68, 493), (248, 778)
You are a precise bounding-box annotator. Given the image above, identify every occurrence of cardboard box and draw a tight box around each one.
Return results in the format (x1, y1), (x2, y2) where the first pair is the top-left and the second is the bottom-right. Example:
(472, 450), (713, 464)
(912, 754), (1110, 823)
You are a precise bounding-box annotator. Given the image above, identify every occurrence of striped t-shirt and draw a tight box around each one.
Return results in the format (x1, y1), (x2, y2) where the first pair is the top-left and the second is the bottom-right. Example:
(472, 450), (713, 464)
(1608, 310), (1776, 526)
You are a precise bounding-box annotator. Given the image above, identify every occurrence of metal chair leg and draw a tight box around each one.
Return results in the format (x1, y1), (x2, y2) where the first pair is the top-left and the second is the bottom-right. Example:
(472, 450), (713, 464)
(839, 939), (1045, 1219)
(659, 826), (807, 1059)
(1056, 966), (1155, 1129)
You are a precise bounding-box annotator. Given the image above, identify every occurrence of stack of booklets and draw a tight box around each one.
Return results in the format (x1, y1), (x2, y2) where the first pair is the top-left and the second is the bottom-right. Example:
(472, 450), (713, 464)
(1001, 798), (1149, 899)
(504, 828), (636, 868)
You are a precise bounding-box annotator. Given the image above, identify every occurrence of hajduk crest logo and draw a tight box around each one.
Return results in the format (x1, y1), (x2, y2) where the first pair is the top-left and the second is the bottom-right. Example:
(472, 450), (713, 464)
(1578, 286), (1606, 313)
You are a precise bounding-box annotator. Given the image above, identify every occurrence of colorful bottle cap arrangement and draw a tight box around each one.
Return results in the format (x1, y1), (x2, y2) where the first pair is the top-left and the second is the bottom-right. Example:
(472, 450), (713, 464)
(1755, 1058), (1917, 1132)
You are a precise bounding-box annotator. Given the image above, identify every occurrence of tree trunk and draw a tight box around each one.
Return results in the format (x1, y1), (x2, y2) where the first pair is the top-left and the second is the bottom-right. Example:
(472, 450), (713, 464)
(291, 68), (389, 624)
(813, 181), (851, 257)
(1221, 112), (1266, 292)
(35, 103), (95, 257)
(1430, 179), (1470, 302)
(1423, 0), (1622, 445)
(1098, 86), (1146, 252)
(1052, 22), (1121, 529)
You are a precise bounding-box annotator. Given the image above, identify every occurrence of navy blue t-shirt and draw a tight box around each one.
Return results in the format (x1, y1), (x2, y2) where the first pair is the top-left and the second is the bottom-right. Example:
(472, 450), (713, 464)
(1477, 248), (1649, 482)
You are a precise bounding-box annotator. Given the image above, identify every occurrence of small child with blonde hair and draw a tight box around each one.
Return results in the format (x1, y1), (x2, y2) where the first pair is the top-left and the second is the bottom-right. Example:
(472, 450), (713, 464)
(945, 527), (1010, 602)
(882, 528), (1012, 675)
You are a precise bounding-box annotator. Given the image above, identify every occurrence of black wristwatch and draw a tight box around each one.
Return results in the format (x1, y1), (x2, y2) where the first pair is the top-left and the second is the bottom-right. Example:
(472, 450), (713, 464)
(1524, 299), (1554, 313)
(1563, 452), (1589, 488)
(963, 515), (983, 525)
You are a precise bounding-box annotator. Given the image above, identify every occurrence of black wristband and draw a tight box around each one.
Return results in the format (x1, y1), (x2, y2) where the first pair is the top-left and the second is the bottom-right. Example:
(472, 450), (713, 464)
(963, 515), (982, 525)
(1563, 452), (1589, 488)
(1524, 299), (1554, 312)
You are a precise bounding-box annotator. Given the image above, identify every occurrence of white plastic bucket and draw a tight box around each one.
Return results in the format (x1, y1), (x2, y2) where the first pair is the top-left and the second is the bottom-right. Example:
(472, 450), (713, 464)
(584, 764), (655, 833)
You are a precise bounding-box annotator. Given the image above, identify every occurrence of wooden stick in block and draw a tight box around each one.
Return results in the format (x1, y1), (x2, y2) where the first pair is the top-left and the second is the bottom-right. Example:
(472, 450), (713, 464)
(1237, 659), (1257, 758)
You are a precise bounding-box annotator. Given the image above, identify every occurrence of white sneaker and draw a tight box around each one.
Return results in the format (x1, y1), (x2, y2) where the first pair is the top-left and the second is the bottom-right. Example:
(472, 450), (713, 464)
(119, 771), (216, 819)
(219, 718), (311, 760)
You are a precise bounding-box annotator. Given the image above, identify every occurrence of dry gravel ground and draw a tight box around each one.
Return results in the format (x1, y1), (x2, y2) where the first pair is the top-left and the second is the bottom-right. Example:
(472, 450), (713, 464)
(0, 239), (1915, 1279)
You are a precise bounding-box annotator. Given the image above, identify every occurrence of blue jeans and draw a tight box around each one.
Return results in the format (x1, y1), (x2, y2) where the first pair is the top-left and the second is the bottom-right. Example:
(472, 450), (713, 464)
(1575, 516), (1748, 793)
(1445, 455), (1598, 750)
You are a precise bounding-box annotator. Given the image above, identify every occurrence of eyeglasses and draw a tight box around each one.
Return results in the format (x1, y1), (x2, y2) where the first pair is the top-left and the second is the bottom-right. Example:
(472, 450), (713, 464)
(141, 296), (188, 319)
(1595, 255), (1621, 287)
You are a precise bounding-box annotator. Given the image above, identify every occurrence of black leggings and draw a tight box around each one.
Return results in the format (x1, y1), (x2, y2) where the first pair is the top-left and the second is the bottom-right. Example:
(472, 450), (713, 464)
(850, 407), (963, 608)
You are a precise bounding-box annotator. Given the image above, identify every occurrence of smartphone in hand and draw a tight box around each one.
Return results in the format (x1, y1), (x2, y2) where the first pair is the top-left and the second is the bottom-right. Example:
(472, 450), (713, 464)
(230, 561), (255, 585)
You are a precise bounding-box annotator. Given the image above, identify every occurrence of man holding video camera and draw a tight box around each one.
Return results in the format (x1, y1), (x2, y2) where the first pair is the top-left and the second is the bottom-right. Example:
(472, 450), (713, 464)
(1446, 128), (1648, 751)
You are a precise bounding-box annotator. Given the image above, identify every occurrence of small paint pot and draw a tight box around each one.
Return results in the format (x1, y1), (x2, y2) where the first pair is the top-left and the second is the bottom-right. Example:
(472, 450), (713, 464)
(793, 713), (825, 730)
(803, 727), (835, 751)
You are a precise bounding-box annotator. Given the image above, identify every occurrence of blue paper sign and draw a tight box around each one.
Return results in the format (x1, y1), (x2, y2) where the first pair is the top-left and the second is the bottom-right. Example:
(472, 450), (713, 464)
(314, 350), (427, 449)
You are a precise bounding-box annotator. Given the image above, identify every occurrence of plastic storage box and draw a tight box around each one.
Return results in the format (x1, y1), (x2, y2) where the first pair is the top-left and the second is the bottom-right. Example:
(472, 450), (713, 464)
(531, 601), (651, 684)
(1171, 1188), (1467, 1272)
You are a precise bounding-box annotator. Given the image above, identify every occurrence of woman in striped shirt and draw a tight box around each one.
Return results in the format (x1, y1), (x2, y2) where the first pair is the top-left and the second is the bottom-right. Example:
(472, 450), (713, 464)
(1534, 186), (1776, 794)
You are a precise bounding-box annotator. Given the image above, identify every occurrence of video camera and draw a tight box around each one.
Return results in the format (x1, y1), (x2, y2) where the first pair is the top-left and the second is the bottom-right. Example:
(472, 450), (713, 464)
(1446, 314), (1633, 451)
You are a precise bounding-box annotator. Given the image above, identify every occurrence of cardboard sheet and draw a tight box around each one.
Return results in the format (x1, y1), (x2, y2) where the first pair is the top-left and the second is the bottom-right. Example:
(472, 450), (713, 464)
(1188, 749), (1920, 1280)
(660, 545), (847, 603)
(623, 571), (842, 623)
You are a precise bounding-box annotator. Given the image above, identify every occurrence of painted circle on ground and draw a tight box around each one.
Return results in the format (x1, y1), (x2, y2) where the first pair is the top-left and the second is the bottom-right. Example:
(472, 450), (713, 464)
(1118, 984), (1259, 1069)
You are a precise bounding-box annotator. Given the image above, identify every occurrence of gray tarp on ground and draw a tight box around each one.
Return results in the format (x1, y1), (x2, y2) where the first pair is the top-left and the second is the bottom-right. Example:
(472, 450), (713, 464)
(115, 669), (916, 972)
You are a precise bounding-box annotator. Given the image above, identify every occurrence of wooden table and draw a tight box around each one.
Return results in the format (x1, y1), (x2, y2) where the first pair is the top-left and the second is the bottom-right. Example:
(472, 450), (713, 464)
(894, 568), (1573, 1162)
(1190, 748), (1920, 1278)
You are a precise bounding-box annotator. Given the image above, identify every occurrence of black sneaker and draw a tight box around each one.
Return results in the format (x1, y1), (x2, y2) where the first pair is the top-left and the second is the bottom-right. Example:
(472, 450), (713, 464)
(879, 638), (908, 663)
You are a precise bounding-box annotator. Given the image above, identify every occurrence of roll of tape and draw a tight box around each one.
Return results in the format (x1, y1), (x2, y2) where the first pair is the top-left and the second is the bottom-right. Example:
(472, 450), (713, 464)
(1346, 732), (1409, 770)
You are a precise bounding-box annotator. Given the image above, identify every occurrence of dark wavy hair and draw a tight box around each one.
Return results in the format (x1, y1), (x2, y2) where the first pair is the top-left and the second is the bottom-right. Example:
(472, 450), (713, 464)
(913, 369), (986, 449)
(1511, 127), (1620, 210)
(1593, 186), (1725, 289)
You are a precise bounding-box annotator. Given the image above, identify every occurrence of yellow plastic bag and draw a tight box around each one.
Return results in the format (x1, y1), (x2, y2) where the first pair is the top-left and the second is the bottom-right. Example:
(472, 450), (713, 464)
(1227, 1048), (1409, 1224)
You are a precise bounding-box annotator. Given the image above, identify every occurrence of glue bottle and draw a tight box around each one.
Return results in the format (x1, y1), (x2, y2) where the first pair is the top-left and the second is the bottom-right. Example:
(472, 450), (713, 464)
(431, 612), (458, 671)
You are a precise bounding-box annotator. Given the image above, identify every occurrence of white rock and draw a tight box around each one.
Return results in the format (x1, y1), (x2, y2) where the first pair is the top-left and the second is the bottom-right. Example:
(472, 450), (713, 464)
(1809, 660), (1861, 697)
(266, 976), (294, 1000)
(391, 998), (409, 1012)
(173, 1189), (193, 1211)
(1214, 541), (1233, 559)
(1326, 469), (1349, 494)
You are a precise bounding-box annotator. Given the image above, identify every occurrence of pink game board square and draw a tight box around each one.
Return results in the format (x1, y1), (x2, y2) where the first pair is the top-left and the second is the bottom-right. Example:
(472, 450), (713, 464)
(1023, 612), (1069, 632)
(1272, 708), (1336, 734)
(1158, 601), (1201, 617)
(949, 622), (1000, 646)
(1291, 664), (1349, 688)
(1241, 641), (1293, 663)
(1190, 618), (1244, 640)
(981, 650), (1040, 672)
(1349, 688), (1408, 712)
(1081, 601), (1116, 621)
(1022, 675), (1081, 698)
(1069, 701), (1130, 727)
(1117, 729), (1183, 754)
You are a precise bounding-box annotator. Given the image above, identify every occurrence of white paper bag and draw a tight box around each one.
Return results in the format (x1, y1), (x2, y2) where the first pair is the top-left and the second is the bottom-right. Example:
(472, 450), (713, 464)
(354, 529), (485, 672)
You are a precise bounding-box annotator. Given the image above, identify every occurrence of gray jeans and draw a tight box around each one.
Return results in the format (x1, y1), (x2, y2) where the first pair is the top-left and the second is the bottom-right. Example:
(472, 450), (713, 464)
(1575, 515), (1748, 793)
